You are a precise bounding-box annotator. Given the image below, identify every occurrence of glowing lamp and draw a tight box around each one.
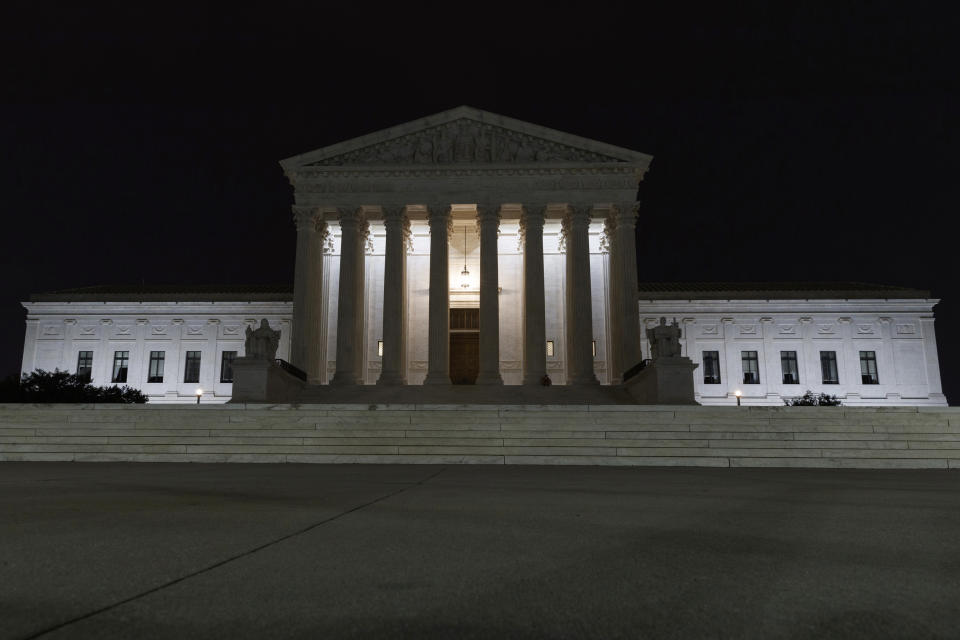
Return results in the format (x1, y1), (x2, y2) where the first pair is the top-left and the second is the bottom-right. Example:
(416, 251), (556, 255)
(195, 388), (204, 405)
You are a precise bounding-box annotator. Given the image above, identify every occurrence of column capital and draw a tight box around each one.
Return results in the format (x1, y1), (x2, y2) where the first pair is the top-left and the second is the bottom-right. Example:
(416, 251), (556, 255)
(519, 204), (546, 245)
(562, 204), (592, 225)
(382, 206), (411, 252)
(427, 204), (453, 238)
(292, 206), (325, 233)
(475, 204), (501, 227)
(426, 203), (451, 221)
(612, 201), (639, 226)
(560, 205), (591, 249)
(381, 205), (407, 225)
(519, 204), (547, 225)
(336, 206), (365, 227)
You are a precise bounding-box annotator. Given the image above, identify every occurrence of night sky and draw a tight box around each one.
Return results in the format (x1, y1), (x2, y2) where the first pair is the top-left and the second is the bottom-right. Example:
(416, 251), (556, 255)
(2, 4), (957, 402)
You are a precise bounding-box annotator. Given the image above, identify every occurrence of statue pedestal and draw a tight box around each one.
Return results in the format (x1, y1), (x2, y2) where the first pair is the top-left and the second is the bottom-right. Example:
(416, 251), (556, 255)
(230, 357), (305, 403)
(623, 357), (700, 405)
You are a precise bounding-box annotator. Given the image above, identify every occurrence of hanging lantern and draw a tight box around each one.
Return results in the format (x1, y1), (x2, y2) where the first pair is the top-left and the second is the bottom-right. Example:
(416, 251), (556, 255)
(460, 226), (470, 289)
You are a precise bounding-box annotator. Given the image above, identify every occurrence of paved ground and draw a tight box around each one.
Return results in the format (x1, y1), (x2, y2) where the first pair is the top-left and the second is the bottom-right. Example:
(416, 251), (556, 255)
(2, 464), (959, 639)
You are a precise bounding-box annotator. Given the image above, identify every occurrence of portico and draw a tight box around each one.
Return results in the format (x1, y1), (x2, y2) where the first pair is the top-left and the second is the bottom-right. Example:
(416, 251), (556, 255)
(281, 107), (652, 389)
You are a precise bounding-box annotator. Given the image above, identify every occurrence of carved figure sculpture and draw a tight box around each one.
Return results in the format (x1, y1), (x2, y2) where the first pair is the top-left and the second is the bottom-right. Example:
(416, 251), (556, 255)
(474, 131), (491, 161)
(647, 317), (683, 359)
(414, 137), (433, 163)
(244, 319), (281, 361)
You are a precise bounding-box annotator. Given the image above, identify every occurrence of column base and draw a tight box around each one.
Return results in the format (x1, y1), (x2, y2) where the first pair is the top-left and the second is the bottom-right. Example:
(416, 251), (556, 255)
(522, 372), (548, 386)
(567, 375), (600, 386)
(423, 372), (451, 385)
(475, 373), (504, 385)
(329, 372), (359, 386)
(376, 373), (407, 386)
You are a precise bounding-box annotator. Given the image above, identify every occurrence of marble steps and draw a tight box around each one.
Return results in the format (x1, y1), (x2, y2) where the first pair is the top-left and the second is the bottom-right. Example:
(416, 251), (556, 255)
(1, 404), (959, 468)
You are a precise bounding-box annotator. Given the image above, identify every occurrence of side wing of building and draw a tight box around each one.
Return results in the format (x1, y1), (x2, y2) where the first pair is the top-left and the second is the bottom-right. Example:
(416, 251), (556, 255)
(638, 283), (946, 406)
(20, 286), (293, 403)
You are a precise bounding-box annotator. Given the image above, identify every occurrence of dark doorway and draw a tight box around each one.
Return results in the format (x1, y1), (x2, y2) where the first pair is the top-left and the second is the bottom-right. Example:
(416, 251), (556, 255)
(450, 333), (479, 384)
(449, 308), (480, 385)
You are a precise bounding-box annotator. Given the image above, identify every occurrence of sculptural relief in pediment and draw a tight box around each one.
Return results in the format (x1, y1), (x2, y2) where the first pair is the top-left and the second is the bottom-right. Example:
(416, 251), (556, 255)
(309, 119), (623, 166)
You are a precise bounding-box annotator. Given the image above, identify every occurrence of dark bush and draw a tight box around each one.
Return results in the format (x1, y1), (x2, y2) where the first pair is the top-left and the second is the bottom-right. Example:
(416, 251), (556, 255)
(784, 390), (842, 406)
(0, 369), (148, 403)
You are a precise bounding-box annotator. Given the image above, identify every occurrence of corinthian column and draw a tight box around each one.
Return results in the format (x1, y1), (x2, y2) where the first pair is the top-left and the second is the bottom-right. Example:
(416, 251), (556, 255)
(291, 207), (327, 383)
(614, 202), (641, 373)
(330, 207), (364, 386)
(476, 205), (503, 385)
(354, 216), (369, 380)
(378, 207), (408, 385)
(563, 205), (599, 385)
(605, 213), (624, 384)
(520, 205), (547, 385)
(424, 204), (451, 385)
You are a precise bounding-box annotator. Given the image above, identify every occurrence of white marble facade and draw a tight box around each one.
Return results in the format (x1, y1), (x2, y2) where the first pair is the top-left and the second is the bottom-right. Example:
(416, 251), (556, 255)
(19, 299), (292, 403)
(19, 289), (947, 405)
(17, 107), (949, 405)
(640, 298), (946, 406)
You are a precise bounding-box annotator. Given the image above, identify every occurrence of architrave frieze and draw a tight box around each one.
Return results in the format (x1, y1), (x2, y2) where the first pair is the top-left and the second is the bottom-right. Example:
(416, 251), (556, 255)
(304, 203), (613, 223)
(289, 168), (639, 213)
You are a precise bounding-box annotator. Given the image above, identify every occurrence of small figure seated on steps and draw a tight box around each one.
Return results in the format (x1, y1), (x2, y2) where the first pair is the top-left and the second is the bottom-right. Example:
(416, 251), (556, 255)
(646, 317), (682, 360)
(244, 319), (281, 362)
(541, 374), (552, 386)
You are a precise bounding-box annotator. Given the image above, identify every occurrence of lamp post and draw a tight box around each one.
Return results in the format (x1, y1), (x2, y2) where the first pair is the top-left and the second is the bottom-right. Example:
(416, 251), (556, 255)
(734, 389), (742, 406)
(195, 388), (203, 405)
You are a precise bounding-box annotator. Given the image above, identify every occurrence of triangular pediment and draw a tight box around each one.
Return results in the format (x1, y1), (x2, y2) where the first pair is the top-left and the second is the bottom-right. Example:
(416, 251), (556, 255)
(281, 106), (652, 169)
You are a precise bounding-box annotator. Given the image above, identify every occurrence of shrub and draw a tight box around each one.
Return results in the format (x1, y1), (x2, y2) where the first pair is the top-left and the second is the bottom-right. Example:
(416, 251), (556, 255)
(784, 390), (842, 406)
(0, 369), (148, 403)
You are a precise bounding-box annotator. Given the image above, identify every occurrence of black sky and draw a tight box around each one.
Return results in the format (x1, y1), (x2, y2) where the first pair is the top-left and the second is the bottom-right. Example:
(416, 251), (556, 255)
(2, 3), (958, 402)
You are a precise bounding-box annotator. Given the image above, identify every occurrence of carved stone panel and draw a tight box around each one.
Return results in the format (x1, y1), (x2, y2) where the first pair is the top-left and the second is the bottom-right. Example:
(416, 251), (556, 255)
(896, 323), (916, 335)
(738, 324), (758, 336)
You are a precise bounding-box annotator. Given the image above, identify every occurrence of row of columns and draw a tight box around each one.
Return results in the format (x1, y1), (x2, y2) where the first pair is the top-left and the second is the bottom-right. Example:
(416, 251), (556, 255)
(290, 203), (641, 386)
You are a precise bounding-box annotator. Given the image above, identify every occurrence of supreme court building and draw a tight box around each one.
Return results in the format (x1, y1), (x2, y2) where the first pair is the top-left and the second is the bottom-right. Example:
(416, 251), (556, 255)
(19, 107), (948, 405)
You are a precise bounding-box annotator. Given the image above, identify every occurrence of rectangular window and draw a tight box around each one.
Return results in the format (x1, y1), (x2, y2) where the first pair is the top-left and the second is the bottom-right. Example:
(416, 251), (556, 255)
(592, 341), (596, 357)
(741, 351), (760, 384)
(76, 351), (93, 383)
(781, 351), (800, 384)
(377, 340), (384, 357)
(184, 351), (201, 384)
(702, 351), (721, 384)
(860, 351), (879, 384)
(546, 340), (554, 357)
(147, 351), (165, 383)
(111, 351), (129, 383)
(220, 351), (237, 383)
(820, 351), (839, 384)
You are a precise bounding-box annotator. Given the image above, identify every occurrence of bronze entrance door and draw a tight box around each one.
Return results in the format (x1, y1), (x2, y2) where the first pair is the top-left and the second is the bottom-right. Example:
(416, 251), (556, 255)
(449, 308), (480, 385)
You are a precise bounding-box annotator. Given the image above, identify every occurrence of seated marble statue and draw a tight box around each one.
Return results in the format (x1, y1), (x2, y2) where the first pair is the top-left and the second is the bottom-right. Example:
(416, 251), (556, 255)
(244, 319), (281, 362)
(646, 317), (683, 359)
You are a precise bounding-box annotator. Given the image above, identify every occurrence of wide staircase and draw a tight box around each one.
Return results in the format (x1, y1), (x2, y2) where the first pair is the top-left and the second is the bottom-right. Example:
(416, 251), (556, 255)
(1, 404), (959, 468)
